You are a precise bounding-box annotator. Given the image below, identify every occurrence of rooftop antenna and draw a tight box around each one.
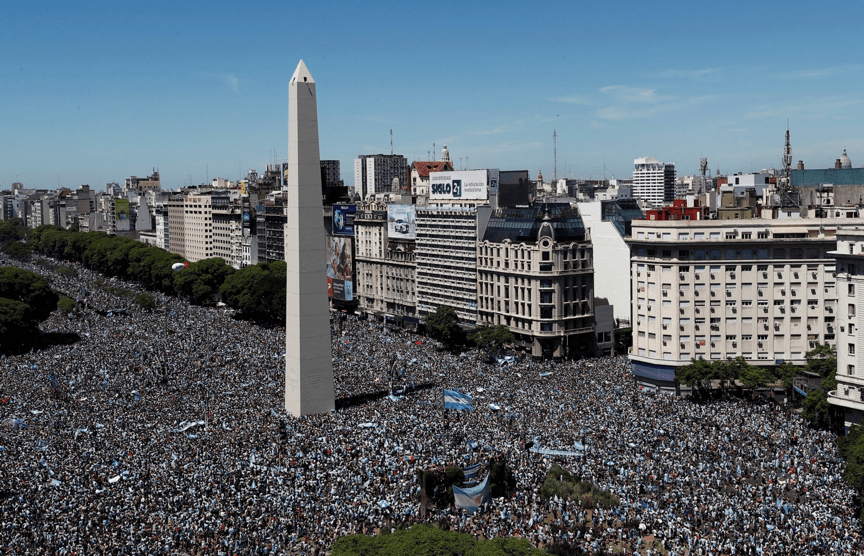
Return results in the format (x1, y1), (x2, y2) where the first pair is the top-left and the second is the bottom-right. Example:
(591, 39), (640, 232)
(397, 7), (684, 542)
(433, 143), (436, 161)
(782, 120), (792, 187)
(553, 129), (558, 183)
(699, 156), (708, 194)
(459, 157), (463, 171)
(465, 156), (469, 170)
(390, 129), (393, 156)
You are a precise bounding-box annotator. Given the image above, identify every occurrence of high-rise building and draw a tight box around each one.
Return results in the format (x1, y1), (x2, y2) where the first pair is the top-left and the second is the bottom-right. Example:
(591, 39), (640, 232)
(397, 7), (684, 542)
(626, 218), (864, 391)
(167, 194), (187, 259)
(354, 154), (409, 201)
(632, 157), (676, 206)
(829, 229), (864, 432)
(415, 206), (489, 323)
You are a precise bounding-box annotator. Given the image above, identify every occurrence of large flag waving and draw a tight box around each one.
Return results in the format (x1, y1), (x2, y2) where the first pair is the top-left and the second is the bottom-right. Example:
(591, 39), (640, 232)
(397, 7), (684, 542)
(453, 473), (491, 509)
(444, 389), (473, 411)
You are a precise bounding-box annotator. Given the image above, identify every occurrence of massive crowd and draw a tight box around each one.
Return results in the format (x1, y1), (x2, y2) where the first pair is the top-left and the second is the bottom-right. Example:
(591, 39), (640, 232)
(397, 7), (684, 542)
(0, 256), (862, 555)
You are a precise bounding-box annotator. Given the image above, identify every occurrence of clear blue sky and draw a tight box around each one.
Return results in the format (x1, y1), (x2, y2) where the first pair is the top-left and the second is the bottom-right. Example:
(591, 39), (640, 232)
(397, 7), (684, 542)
(2, 0), (862, 190)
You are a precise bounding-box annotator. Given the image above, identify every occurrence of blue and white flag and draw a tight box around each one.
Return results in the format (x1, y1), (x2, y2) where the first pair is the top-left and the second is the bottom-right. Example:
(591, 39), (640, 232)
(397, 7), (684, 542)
(462, 463), (482, 481)
(453, 473), (491, 509)
(444, 390), (473, 411)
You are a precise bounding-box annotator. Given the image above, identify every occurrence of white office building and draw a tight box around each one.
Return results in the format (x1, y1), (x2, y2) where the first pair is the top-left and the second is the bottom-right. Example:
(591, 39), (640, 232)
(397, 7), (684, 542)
(829, 228), (864, 432)
(632, 157), (676, 207)
(626, 218), (864, 390)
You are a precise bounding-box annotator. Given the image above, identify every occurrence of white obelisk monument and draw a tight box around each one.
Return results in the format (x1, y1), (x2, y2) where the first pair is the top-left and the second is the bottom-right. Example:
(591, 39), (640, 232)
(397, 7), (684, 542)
(285, 59), (335, 416)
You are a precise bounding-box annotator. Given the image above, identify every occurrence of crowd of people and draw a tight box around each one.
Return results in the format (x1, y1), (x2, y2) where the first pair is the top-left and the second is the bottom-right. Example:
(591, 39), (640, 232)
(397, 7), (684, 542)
(0, 256), (862, 555)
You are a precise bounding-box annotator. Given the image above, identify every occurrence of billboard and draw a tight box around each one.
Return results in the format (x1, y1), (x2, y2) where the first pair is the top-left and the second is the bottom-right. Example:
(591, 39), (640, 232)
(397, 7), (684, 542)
(429, 169), (488, 200)
(332, 204), (356, 236)
(326, 236), (353, 301)
(387, 204), (416, 240)
(115, 198), (130, 231)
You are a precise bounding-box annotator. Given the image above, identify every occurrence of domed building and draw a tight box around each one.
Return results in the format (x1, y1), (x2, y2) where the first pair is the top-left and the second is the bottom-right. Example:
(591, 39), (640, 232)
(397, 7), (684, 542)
(477, 203), (601, 359)
(840, 149), (852, 169)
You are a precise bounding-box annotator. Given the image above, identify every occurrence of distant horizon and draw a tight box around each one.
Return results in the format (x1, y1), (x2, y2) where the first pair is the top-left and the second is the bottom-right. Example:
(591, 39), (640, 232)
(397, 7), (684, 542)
(3, 1), (862, 190)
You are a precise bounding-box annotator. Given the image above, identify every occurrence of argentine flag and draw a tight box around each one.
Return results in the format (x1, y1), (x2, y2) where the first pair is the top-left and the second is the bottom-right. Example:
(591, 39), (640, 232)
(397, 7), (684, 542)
(444, 389), (473, 411)
(453, 474), (491, 509)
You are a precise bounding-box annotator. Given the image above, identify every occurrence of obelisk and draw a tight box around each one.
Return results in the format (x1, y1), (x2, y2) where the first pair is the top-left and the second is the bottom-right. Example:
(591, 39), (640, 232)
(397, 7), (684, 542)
(285, 59), (335, 416)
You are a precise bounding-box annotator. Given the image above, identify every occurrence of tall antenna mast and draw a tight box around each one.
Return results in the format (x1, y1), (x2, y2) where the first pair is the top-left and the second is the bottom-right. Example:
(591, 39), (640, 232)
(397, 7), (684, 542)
(553, 129), (558, 183)
(782, 121), (792, 190)
(699, 157), (708, 194)
(390, 129), (393, 156)
(433, 143), (436, 161)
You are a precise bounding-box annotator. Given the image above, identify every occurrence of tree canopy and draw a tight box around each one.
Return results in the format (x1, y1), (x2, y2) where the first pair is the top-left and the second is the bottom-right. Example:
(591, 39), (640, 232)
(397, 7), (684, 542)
(331, 524), (544, 556)
(425, 306), (462, 347)
(0, 266), (59, 352)
(839, 425), (864, 520)
(173, 257), (235, 304)
(468, 325), (514, 352)
(219, 261), (286, 323)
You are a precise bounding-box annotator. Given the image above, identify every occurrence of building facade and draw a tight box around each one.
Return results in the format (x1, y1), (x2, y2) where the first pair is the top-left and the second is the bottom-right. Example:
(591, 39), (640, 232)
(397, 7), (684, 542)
(829, 229), (864, 432)
(354, 154), (409, 201)
(167, 195), (186, 258)
(632, 157), (676, 207)
(354, 208), (417, 325)
(477, 204), (596, 359)
(415, 206), (487, 323)
(627, 218), (861, 390)
(183, 193), (214, 262)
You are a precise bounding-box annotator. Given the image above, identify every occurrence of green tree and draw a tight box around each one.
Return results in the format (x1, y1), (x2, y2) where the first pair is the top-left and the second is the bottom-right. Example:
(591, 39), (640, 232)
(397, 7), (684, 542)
(774, 361), (801, 391)
(331, 524), (544, 556)
(0, 218), (26, 244)
(799, 344), (838, 429)
(2, 240), (32, 259)
(57, 295), (76, 313)
(468, 325), (514, 352)
(736, 359), (772, 393)
(806, 343), (837, 378)
(676, 358), (714, 393)
(425, 305), (462, 347)
(219, 261), (286, 323)
(174, 257), (235, 304)
(839, 425), (864, 519)
(0, 267), (59, 352)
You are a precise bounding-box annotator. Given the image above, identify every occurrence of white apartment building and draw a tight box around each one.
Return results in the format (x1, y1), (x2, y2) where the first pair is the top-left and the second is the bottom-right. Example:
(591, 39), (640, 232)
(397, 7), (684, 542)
(627, 218), (864, 389)
(829, 229), (864, 432)
(183, 193), (214, 262)
(167, 195), (186, 258)
(416, 206), (487, 323)
(155, 210), (169, 251)
(632, 157), (676, 207)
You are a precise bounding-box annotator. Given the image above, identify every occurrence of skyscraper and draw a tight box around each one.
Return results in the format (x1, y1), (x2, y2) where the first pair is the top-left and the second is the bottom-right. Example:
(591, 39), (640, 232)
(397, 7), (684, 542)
(632, 157), (676, 206)
(284, 60), (335, 416)
(353, 154), (409, 200)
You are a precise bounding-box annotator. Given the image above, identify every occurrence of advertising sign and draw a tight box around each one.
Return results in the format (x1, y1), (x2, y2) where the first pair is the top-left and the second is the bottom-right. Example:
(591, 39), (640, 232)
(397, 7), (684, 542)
(332, 204), (356, 236)
(326, 236), (353, 301)
(429, 169), (488, 200)
(387, 205), (416, 240)
(115, 198), (130, 231)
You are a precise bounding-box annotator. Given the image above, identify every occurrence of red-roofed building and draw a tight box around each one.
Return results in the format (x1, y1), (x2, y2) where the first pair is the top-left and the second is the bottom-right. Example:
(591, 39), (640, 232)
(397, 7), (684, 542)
(643, 199), (706, 221)
(409, 160), (454, 196)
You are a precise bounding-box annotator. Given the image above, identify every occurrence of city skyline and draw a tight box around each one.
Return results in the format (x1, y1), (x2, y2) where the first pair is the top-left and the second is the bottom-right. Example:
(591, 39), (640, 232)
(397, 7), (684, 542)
(2, 0), (863, 189)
